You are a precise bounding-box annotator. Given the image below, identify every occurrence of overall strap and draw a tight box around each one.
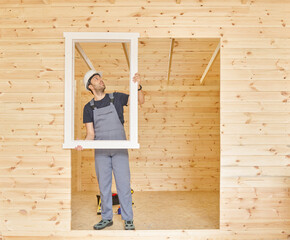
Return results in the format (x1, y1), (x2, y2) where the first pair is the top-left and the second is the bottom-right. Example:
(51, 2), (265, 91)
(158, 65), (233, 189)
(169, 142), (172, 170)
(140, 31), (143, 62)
(108, 93), (115, 104)
(90, 93), (115, 110)
(89, 98), (95, 109)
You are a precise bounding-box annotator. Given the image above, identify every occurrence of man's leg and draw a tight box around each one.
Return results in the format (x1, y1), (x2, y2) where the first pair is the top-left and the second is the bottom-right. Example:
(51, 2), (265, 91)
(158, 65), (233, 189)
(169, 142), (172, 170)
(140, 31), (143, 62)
(95, 150), (113, 220)
(112, 149), (133, 221)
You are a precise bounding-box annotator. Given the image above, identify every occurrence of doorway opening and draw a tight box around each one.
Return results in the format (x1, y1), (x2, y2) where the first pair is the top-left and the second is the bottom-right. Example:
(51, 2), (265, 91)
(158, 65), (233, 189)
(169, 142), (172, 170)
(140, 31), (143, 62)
(71, 38), (220, 230)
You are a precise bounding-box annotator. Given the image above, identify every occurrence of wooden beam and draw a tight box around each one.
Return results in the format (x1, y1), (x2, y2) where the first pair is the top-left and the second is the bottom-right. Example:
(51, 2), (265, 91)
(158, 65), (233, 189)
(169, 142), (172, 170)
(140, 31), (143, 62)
(42, 0), (50, 4)
(109, 0), (115, 3)
(176, 0), (181, 3)
(167, 38), (175, 84)
(200, 42), (220, 85)
(122, 43), (130, 70)
(75, 43), (95, 71)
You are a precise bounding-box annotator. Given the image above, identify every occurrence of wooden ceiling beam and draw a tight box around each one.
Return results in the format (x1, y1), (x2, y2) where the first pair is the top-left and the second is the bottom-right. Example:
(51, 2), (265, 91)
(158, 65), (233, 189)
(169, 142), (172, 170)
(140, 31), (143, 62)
(200, 42), (220, 85)
(167, 38), (175, 83)
(167, 38), (175, 84)
(122, 43), (130, 70)
(176, 0), (181, 4)
(75, 43), (96, 71)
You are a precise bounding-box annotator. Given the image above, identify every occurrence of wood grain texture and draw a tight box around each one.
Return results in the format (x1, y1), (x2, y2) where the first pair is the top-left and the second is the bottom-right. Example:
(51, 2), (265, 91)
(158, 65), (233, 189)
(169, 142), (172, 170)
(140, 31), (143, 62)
(0, 0), (289, 239)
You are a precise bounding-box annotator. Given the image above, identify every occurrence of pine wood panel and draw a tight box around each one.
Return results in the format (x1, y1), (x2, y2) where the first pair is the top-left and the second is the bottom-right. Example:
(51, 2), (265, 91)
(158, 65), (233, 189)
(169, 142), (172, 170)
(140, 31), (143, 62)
(221, 155), (289, 166)
(0, 0), (289, 6)
(0, 0), (289, 239)
(2, 229), (288, 240)
(1, 26), (290, 39)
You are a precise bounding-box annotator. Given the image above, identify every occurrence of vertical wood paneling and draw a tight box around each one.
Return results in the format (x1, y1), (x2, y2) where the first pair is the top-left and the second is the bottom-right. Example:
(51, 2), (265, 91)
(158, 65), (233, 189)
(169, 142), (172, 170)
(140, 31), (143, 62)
(0, 0), (289, 239)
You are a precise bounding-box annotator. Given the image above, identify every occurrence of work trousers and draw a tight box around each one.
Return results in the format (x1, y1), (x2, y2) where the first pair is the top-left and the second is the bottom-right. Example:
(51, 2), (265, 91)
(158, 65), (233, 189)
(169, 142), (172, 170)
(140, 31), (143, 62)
(95, 148), (133, 221)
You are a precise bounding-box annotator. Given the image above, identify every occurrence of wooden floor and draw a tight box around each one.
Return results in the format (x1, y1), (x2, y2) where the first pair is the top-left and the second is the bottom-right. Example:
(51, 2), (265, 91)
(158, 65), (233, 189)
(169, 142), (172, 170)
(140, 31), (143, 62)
(71, 191), (219, 230)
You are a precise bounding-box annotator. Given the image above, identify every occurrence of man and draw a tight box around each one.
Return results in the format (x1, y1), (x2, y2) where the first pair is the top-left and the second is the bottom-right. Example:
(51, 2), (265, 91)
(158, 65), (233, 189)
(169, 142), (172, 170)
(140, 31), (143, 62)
(75, 70), (144, 230)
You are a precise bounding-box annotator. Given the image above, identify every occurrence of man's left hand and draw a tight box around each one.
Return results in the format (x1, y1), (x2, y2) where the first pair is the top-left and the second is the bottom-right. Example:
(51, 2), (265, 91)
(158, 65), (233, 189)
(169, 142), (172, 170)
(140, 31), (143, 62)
(132, 73), (141, 85)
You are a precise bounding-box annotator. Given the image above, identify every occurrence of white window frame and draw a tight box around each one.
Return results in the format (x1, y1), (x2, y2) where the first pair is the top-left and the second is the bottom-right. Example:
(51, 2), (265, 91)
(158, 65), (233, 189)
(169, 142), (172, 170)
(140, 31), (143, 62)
(62, 32), (140, 149)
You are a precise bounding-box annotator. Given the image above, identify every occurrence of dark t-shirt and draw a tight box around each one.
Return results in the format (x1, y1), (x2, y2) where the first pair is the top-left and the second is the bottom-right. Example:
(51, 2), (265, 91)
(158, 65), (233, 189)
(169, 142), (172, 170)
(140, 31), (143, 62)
(83, 92), (129, 125)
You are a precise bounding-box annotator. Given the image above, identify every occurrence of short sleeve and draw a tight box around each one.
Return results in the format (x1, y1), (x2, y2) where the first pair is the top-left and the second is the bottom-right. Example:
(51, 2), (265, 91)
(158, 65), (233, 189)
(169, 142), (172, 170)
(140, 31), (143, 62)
(83, 104), (93, 123)
(114, 92), (129, 106)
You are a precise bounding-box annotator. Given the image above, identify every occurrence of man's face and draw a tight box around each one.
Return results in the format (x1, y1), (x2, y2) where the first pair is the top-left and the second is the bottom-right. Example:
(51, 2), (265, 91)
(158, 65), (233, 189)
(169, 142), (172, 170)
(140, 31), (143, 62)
(89, 74), (106, 92)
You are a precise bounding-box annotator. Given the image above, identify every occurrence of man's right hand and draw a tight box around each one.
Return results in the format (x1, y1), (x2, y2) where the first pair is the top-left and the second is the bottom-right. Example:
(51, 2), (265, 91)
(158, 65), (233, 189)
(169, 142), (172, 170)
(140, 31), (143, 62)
(75, 145), (83, 151)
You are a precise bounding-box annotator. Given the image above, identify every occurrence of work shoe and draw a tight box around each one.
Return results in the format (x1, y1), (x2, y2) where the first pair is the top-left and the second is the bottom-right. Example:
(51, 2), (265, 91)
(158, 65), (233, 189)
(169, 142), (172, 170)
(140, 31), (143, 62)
(124, 220), (135, 230)
(93, 219), (113, 230)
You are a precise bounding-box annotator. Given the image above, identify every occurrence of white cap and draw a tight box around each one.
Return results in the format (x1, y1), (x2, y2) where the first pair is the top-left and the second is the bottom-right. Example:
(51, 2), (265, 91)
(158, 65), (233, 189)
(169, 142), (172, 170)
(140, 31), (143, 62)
(83, 70), (102, 91)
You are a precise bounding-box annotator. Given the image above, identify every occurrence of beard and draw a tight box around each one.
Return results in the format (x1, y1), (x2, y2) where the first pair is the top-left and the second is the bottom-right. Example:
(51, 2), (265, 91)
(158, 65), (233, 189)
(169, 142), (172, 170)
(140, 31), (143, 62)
(95, 84), (106, 93)
(100, 84), (106, 92)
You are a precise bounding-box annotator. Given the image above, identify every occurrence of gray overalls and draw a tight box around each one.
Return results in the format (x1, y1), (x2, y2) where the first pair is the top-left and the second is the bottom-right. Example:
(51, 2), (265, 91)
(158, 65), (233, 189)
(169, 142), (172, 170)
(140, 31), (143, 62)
(90, 93), (133, 221)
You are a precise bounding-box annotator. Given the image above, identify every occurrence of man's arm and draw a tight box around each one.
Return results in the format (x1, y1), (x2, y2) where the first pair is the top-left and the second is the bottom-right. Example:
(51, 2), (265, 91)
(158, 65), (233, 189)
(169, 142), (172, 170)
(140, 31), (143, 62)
(85, 122), (95, 140)
(137, 87), (145, 105)
(127, 88), (145, 105)
(75, 122), (95, 151)
(128, 73), (145, 105)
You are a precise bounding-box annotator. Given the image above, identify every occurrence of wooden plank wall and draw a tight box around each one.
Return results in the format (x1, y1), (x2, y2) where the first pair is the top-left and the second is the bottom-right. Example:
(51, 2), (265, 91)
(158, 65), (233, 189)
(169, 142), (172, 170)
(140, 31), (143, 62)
(72, 39), (220, 193)
(0, 0), (289, 239)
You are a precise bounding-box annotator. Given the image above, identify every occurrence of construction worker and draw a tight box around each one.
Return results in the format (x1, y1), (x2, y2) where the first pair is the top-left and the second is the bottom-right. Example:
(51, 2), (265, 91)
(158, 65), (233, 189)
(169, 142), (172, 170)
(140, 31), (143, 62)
(75, 70), (145, 230)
